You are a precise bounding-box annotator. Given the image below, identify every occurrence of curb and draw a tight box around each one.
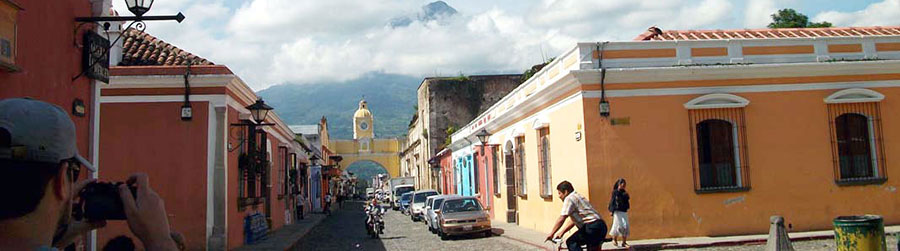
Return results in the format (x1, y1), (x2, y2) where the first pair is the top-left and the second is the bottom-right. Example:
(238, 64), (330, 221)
(500, 232), (837, 250)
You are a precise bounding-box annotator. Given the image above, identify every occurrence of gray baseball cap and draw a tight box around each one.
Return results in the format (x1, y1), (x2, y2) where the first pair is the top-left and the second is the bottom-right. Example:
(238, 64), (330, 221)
(0, 98), (96, 171)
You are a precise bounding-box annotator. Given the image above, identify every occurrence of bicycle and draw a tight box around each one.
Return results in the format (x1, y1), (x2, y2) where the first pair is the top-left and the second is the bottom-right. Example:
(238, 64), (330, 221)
(545, 237), (609, 251)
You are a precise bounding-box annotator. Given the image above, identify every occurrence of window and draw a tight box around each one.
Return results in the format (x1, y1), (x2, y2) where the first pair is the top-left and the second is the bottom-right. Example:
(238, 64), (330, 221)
(472, 154), (479, 194)
(686, 94), (750, 193)
(492, 147), (500, 196)
(826, 89), (886, 185)
(0, 0), (21, 72)
(238, 128), (268, 208)
(278, 146), (288, 199)
(537, 127), (552, 199)
(515, 136), (527, 196)
(696, 119), (740, 189)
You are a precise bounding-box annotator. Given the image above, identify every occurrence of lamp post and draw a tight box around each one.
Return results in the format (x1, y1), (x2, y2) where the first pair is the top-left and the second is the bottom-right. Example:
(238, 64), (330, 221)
(476, 129), (491, 158)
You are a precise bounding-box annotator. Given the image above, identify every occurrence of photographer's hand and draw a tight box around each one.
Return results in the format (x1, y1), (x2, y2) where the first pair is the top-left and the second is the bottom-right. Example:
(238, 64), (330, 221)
(119, 173), (178, 251)
(53, 179), (106, 248)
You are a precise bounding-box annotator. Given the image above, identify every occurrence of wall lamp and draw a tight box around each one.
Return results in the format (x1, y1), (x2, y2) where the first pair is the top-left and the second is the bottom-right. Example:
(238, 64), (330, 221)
(73, 0), (185, 81)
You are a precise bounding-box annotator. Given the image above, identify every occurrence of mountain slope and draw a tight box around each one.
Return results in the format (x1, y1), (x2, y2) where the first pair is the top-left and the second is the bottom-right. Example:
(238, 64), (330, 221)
(257, 72), (420, 139)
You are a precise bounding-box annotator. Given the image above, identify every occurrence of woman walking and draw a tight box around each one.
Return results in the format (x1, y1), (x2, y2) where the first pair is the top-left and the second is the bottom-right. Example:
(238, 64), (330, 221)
(608, 178), (630, 247)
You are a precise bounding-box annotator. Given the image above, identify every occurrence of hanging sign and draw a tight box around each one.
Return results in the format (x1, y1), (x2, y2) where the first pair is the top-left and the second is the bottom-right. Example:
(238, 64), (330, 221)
(82, 32), (110, 83)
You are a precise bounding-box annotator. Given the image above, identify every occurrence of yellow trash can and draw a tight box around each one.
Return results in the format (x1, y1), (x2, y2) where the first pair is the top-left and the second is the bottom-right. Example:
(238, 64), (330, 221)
(833, 215), (887, 251)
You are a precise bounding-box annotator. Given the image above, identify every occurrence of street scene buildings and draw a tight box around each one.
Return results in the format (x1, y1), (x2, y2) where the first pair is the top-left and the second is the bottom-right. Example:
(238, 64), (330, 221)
(3, 0), (900, 250)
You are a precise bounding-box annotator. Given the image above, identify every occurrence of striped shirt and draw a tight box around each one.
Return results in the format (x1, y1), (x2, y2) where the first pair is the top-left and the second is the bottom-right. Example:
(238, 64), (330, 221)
(560, 191), (601, 229)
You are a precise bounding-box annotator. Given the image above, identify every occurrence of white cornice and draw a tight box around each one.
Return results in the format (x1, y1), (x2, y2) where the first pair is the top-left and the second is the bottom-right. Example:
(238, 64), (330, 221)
(106, 74), (234, 88)
(572, 60), (900, 85)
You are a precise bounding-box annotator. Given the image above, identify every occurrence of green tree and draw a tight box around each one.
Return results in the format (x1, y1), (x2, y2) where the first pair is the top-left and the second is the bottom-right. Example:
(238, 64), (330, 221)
(768, 8), (832, 28)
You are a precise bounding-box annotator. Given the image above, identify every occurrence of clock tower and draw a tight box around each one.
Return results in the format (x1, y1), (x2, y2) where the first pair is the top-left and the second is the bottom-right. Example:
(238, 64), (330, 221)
(353, 99), (374, 140)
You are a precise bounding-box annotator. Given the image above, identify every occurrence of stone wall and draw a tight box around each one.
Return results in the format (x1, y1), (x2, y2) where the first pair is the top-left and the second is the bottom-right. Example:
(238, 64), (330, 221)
(424, 74), (523, 156)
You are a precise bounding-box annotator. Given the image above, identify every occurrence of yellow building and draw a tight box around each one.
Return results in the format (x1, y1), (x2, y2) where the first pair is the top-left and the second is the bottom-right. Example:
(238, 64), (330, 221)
(331, 99), (402, 177)
(449, 26), (900, 239)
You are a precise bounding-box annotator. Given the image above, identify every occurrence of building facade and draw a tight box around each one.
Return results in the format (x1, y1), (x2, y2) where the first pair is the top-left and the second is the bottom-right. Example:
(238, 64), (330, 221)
(98, 29), (307, 250)
(450, 26), (900, 239)
(1, 0), (115, 249)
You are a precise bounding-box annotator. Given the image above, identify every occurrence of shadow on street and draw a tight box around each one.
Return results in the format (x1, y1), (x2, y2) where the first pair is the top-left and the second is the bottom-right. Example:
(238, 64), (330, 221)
(292, 201), (389, 251)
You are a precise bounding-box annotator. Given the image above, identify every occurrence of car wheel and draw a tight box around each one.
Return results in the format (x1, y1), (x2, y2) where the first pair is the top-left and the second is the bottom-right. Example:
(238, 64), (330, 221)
(439, 231), (448, 240)
(483, 230), (492, 238)
(410, 215), (415, 221)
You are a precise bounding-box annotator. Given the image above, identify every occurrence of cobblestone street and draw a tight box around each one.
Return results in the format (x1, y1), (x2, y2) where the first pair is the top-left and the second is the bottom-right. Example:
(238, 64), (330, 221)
(293, 201), (541, 251)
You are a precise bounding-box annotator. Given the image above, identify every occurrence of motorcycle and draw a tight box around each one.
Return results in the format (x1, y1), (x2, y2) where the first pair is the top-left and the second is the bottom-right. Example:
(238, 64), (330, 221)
(365, 205), (385, 238)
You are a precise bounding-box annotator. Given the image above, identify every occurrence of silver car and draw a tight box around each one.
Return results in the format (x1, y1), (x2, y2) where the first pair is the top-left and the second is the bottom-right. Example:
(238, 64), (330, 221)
(410, 189), (438, 221)
(425, 195), (456, 233)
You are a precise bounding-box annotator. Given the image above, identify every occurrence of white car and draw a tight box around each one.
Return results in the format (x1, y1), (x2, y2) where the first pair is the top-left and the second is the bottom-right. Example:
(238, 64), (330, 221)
(409, 189), (438, 221)
(425, 195), (456, 233)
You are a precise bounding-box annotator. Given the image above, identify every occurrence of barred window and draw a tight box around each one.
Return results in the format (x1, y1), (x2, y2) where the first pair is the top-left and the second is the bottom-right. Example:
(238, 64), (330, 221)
(493, 147), (500, 196)
(515, 136), (526, 196)
(537, 128), (552, 199)
(826, 89), (887, 185)
(686, 94), (750, 193)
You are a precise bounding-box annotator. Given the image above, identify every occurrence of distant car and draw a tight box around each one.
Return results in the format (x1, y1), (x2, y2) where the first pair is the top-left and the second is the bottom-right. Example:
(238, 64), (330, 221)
(392, 185), (415, 210)
(366, 188), (375, 199)
(398, 192), (413, 214)
(425, 195), (456, 233)
(410, 189), (438, 221)
(436, 196), (491, 240)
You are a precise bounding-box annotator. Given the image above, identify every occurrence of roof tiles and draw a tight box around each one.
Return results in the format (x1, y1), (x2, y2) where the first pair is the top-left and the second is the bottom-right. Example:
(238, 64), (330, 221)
(119, 28), (214, 66)
(635, 26), (900, 41)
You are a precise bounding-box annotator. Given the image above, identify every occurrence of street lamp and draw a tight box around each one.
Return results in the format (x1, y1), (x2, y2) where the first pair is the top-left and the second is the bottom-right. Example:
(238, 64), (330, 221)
(125, 0), (154, 17)
(247, 99), (274, 123)
(476, 129), (491, 145)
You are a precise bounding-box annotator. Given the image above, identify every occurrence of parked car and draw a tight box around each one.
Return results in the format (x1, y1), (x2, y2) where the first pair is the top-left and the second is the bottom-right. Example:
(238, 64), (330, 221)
(392, 185), (415, 210)
(366, 188), (375, 200)
(399, 192), (413, 214)
(410, 189), (438, 221)
(436, 196), (491, 240)
(425, 195), (456, 233)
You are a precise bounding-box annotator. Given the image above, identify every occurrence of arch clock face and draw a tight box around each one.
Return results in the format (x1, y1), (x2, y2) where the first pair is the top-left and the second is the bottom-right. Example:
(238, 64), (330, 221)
(360, 121), (369, 130)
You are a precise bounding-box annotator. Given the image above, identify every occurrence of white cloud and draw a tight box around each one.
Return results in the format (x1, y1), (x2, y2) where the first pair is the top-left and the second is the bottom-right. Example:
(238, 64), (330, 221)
(744, 0), (777, 28)
(813, 0), (900, 27)
(112, 0), (887, 91)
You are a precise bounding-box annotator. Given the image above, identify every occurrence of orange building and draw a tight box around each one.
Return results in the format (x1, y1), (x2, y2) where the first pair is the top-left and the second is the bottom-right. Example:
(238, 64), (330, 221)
(450, 26), (900, 239)
(98, 29), (307, 249)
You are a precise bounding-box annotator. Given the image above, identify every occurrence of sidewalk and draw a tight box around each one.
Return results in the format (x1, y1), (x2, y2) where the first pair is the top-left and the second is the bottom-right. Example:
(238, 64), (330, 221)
(234, 213), (327, 251)
(493, 221), (900, 250)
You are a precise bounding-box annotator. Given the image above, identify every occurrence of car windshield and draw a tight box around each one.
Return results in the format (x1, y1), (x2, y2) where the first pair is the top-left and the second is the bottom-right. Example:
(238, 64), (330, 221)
(433, 198), (445, 209)
(414, 192), (437, 203)
(442, 198), (482, 214)
(395, 186), (414, 196)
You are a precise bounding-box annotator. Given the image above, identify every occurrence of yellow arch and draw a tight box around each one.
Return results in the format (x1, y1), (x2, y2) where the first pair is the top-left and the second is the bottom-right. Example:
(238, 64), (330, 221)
(330, 138), (401, 177)
(341, 154), (400, 178)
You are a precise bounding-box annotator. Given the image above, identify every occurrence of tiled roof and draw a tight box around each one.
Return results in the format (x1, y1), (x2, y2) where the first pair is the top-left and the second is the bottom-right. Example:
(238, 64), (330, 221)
(119, 28), (214, 66)
(635, 26), (900, 41)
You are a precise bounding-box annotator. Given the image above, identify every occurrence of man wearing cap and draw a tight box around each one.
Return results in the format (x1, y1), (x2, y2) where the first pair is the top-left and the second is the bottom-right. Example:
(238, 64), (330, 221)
(0, 98), (178, 250)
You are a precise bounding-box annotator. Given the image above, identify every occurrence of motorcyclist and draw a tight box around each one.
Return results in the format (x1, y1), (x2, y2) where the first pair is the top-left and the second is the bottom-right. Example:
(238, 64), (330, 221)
(365, 198), (385, 235)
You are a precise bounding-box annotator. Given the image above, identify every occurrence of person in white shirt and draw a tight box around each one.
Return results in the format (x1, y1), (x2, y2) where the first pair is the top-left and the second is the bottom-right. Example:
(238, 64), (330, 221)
(546, 181), (607, 251)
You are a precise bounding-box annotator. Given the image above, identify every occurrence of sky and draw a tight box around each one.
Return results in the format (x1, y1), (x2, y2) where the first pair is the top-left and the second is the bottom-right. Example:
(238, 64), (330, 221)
(114, 0), (900, 91)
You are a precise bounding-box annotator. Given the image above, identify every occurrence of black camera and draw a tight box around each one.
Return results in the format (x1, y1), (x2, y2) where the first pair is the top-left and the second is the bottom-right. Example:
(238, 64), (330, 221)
(77, 182), (137, 220)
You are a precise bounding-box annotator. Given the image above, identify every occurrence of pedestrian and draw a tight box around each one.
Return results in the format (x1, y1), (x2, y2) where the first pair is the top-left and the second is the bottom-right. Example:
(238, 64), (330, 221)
(296, 194), (305, 220)
(337, 193), (344, 209)
(324, 193), (332, 215)
(608, 178), (630, 248)
(546, 181), (607, 251)
(0, 98), (180, 250)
